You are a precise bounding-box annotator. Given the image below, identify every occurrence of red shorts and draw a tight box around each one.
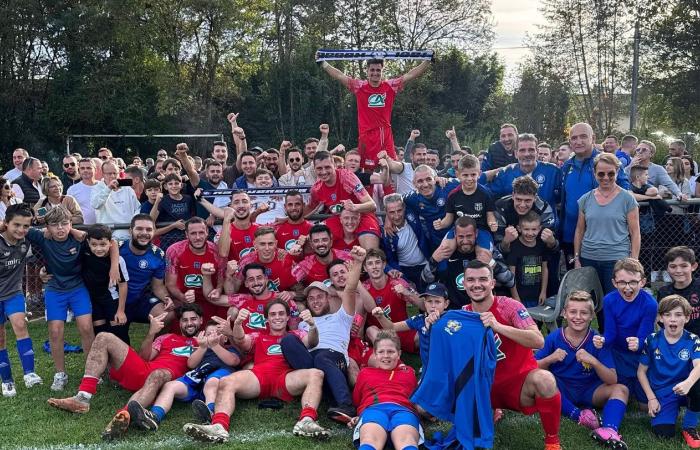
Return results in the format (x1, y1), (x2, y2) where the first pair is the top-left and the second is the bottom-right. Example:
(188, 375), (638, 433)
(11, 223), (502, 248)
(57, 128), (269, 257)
(109, 347), (175, 392)
(491, 369), (537, 415)
(348, 337), (372, 368)
(252, 367), (294, 402)
(398, 329), (418, 354)
(358, 128), (397, 170)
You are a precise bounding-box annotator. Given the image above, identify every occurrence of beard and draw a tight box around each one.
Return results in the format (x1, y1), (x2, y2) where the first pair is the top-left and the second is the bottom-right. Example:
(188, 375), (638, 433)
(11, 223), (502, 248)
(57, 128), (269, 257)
(131, 238), (151, 250)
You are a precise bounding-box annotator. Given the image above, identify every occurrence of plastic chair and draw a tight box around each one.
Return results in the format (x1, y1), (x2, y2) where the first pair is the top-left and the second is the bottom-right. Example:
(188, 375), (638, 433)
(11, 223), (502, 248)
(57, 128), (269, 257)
(527, 266), (604, 332)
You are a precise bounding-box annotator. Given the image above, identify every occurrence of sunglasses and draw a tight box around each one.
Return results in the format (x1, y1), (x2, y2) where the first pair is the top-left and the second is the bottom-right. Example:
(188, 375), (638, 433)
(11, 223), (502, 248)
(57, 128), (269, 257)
(63, 162), (76, 168)
(288, 158), (302, 162)
(596, 171), (616, 179)
(635, 148), (651, 154)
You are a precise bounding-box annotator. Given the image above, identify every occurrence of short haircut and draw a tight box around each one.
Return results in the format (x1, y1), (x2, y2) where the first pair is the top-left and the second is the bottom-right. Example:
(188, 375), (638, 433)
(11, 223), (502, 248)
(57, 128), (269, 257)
(451, 150), (466, 157)
(512, 176), (539, 196)
(212, 141), (227, 148)
(254, 226), (276, 239)
(593, 152), (621, 170)
(4, 203), (33, 223)
(327, 258), (348, 276)
(629, 165), (648, 182)
(365, 248), (387, 263)
(500, 123), (518, 133)
(286, 148), (303, 160)
(266, 148), (280, 156)
(309, 223), (331, 238)
(130, 213), (154, 229)
(537, 143), (552, 150)
(563, 290), (595, 314)
(345, 149), (360, 158)
(303, 138), (319, 146)
(264, 299), (290, 317)
(465, 259), (493, 277)
(176, 303), (203, 319)
(665, 246), (696, 265)
(457, 154), (480, 171)
(639, 139), (657, 154)
(621, 135), (638, 145)
(613, 258), (645, 277)
(162, 158), (181, 171)
(313, 150), (332, 164)
(44, 205), (71, 225)
(284, 189), (303, 202)
(163, 173), (182, 184)
(374, 329), (401, 351)
(413, 143), (428, 150)
(518, 210), (541, 225)
(242, 262), (266, 279)
(413, 164), (436, 177)
(670, 139), (686, 149)
(367, 58), (384, 66)
(124, 166), (143, 180)
(658, 294), (692, 317)
(518, 133), (538, 145)
(559, 142), (571, 149)
(239, 151), (257, 162)
(383, 193), (403, 208)
(455, 215), (477, 230)
(254, 168), (273, 180)
(86, 224), (112, 241)
(185, 216), (206, 231)
(205, 160), (223, 169)
(427, 149), (439, 156)
(144, 179), (161, 191)
(22, 157), (40, 171)
(605, 135), (619, 142)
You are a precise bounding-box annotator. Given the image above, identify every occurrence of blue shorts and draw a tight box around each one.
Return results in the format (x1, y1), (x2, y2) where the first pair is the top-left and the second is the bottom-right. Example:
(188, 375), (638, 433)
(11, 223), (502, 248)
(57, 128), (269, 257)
(618, 373), (647, 404)
(652, 393), (689, 426)
(125, 297), (162, 324)
(45, 286), (92, 322)
(0, 293), (26, 324)
(360, 403), (419, 432)
(176, 368), (233, 402)
(559, 379), (603, 408)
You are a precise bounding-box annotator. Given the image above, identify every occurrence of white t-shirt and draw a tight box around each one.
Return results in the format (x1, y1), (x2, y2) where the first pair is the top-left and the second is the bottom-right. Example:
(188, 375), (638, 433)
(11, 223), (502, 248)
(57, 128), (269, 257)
(299, 307), (353, 360)
(3, 168), (21, 182)
(396, 223), (427, 266)
(391, 162), (415, 195)
(67, 181), (98, 224)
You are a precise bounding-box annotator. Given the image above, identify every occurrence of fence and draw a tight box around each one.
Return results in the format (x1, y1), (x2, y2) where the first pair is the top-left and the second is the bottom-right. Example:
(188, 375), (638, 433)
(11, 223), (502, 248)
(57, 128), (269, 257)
(23, 201), (700, 320)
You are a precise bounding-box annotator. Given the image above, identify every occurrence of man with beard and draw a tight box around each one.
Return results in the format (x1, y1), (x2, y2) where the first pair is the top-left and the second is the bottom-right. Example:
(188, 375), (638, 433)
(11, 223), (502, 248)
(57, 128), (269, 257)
(278, 148), (308, 186)
(180, 154), (229, 219)
(481, 123), (519, 171)
(462, 260), (562, 450)
(165, 217), (226, 324)
(67, 158), (99, 224)
(291, 224), (351, 285)
(234, 152), (259, 189)
(60, 155), (81, 194)
(199, 190), (258, 261)
(118, 214), (174, 345)
(272, 190), (313, 253)
(382, 138), (428, 195)
(47, 304), (202, 441)
(489, 134), (562, 207)
(3, 148), (28, 181)
(280, 246), (366, 425)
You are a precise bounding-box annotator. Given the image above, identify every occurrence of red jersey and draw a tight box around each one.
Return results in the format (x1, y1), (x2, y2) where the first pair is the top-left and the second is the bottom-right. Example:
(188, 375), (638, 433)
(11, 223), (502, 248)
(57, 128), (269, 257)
(237, 249), (298, 293)
(352, 364), (417, 414)
(249, 330), (306, 372)
(463, 296), (538, 385)
(227, 292), (300, 332)
(165, 240), (227, 323)
(324, 216), (359, 252)
(364, 277), (411, 329)
(310, 169), (369, 215)
(150, 333), (196, 378)
(348, 78), (403, 134)
(291, 249), (351, 284)
(225, 222), (259, 261)
(273, 220), (313, 253)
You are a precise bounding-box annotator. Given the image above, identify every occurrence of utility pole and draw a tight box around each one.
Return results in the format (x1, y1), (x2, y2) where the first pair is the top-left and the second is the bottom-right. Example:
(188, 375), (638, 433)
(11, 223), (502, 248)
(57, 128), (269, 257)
(629, 18), (640, 132)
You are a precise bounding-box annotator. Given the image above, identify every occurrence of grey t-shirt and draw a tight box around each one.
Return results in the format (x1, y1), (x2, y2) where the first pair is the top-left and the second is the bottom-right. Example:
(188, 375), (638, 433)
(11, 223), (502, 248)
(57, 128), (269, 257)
(0, 234), (31, 301)
(578, 189), (638, 261)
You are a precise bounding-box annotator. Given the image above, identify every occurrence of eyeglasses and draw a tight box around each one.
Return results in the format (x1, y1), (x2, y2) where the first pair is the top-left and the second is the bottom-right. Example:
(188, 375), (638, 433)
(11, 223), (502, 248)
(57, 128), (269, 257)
(288, 158), (302, 162)
(63, 162), (76, 168)
(596, 171), (616, 179)
(614, 279), (641, 288)
(636, 148), (651, 154)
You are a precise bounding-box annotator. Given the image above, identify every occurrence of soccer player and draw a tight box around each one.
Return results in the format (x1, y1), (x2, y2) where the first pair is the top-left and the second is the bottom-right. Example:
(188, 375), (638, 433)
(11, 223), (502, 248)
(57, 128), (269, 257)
(200, 190), (259, 260)
(0, 204), (42, 397)
(659, 247), (700, 335)
(291, 223), (351, 285)
(462, 259), (562, 450)
(47, 305), (202, 441)
(638, 295), (700, 446)
(535, 291), (629, 448)
(594, 258), (658, 406)
(318, 55), (431, 170)
(183, 301), (329, 442)
(272, 190), (313, 253)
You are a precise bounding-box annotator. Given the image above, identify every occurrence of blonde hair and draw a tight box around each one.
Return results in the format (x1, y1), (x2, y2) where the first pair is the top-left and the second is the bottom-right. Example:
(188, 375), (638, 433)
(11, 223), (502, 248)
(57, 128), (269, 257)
(563, 290), (595, 315)
(44, 205), (71, 225)
(593, 152), (621, 170)
(374, 330), (401, 351)
(41, 176), (62, 197)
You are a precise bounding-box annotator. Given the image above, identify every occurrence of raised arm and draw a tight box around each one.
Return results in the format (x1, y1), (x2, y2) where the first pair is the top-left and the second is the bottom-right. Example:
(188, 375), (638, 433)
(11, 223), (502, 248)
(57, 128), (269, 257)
(176, 144), (200, 188)
(278, 141), (292, 176)
(402, 60), (431, 84)
(445, 127), (461, 153)
(318, 59), (350, 87)
(339, 246), (367, 315)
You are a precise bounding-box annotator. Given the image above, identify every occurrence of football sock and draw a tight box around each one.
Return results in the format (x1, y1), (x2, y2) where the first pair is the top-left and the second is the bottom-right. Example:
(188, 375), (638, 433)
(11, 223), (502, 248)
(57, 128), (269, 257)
(601, 399), (626, 431)
(0, 349), (12, 382)
(16, 337), (35, 374)
(536, 393), (561, 444)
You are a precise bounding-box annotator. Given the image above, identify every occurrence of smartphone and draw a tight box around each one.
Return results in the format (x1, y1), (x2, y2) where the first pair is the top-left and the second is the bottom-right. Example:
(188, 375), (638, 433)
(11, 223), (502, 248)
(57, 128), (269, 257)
(37, 207), (48, 217)
(117, 178), (133, 187)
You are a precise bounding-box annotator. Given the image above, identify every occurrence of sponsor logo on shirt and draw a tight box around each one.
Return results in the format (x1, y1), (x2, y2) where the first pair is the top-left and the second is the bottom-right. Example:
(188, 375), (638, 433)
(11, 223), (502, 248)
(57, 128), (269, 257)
(267, 344), (282, 355)
(368, 93), (386, 107)
(239, 247), (254, 258)
(247, 312), (266, 329)
(184, 274), (203, 288)
(268, 278), (280, 292)
(494, 334), (506, 361)
(171, 345), (194, 357)
(455, 273), (465, 291)
(285, 239), (296, 251)
(329, 204), (343, 214)
(444, 320), (462, 335)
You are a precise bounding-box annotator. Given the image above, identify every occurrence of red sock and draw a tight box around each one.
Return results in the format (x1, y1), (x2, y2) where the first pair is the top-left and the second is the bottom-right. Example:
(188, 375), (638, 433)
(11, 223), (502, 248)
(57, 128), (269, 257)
(299, 406), (318, 421)
(212, 412), (231, 431)
(117, 406), (128, 415)
(535, 393), (561, 444)
(78, 376), (99, 395)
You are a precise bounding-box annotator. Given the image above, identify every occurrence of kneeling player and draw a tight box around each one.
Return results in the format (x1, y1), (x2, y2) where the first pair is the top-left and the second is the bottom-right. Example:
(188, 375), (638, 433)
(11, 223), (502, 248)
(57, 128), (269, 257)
(462, 260), (562, 450)
(182, 301), (329, 442)
(638, 295), (700, 447)
(536, 291), (629, 449)
(348, 330), (421, 450)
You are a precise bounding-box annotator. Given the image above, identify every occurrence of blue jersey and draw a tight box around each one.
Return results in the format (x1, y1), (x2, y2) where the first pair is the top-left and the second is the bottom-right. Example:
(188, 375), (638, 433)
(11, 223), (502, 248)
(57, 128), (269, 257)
(119, 240), (166, 304)
(640, 330), (700, 398)
(488, 162), (562, 206)
(535, 327), (614, 397)
(412, 311), (496, 450)
(615, 150), (632, 168)
(405, 313), (430, 367)
(403, 179), (460, 249)
(26, 228), (83, 292)
(603, 289), (658, 378)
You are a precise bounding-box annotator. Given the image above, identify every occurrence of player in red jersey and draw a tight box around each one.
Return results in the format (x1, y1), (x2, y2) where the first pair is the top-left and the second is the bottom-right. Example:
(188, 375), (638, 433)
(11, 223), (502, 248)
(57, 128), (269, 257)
(348, 330), (420, 449)
(305, 151), (381, 249)
(363, 248), (422, 353)
(291, 223), (352, 285)
(200, 190), (258, 261)
(325, 207), (362, 252)
(47, 304), (202, 440)
(183, 300), (329, 442)
(319, 56), (431, 170)
(272, 190), (312, 255)
(165, 217), (227, 325)
(461, 259), (562, 450)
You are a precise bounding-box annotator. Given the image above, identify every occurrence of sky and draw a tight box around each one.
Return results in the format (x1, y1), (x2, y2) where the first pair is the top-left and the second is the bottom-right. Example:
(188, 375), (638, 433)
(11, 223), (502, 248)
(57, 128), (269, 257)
(490, 0), (543, 80)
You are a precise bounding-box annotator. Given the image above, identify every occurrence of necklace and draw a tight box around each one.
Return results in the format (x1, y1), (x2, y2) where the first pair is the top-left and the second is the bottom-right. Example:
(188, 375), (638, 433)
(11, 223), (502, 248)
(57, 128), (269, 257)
(596, 186), (617, 199)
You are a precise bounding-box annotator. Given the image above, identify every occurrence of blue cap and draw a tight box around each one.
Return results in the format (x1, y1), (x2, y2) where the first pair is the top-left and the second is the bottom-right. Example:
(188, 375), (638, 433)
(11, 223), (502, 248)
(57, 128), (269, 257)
(420, 282), (448, 298)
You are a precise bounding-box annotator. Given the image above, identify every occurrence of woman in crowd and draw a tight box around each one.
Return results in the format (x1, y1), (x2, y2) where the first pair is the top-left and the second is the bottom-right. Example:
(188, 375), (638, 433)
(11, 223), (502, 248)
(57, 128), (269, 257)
(681, 155), (698, 198)
(0, 176), (21, 220)
(661, 157), (692, 201)
(33, 176), (83, 224)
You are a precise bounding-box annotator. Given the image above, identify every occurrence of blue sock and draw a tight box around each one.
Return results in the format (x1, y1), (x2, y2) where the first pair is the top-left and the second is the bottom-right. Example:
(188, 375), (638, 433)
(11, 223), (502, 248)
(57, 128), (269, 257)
(560, 392), (580, 421)
(358, 445), (376, 450)
(207, 402), (215, 412)
(683, 410), (699, 429)
(601, 399), (626, 431)
(150, 406), (166, 423)
(16, 337), (35, 374)
(0, 349), (12, 382)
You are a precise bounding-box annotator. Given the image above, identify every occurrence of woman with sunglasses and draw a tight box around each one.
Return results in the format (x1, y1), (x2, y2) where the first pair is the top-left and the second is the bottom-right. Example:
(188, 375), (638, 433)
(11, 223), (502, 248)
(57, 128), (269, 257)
(0, 177), (22, 221)
(574, 153), (640, 330)
(32, 176), (84, 225)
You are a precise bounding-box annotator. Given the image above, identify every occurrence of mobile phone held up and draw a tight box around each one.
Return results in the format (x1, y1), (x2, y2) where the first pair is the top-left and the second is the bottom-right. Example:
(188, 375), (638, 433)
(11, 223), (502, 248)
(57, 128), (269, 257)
(117, 178), (133, 187)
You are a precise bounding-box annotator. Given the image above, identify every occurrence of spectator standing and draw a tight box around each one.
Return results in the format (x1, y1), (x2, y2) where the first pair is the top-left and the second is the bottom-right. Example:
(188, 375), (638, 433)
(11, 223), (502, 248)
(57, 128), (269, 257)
(3, 148), (28, 181)
(67, 158), (99, 225)
(11, 157), (44, 206)
(481, 123), (519, 171)
(91, 161), (140, 240)
(0, 177), (21, 220)
(60, 155), (81, 194)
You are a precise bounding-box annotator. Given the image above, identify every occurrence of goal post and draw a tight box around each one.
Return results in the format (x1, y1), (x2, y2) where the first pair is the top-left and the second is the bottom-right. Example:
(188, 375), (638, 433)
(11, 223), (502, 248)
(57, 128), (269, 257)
(65, 134), (226, 157)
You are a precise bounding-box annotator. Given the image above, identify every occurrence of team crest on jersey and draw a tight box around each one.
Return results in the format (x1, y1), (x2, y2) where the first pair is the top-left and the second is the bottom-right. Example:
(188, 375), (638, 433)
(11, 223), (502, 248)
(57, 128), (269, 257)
(474, 203), (483, 212)
(244, 236), (252, 243)
(375, 296), (383, 305)
(246, 312), (266, 329)
(517, 309), (531, 320)
(184, 274), (203, 288)
(679, 349), (690, 361)
(536, 174), (545, 184)
(444, 320), (462, 335)
(194, 262), (201, 269)
(267, 344), (282, 355)
(437, 198), (445, 207)
(368, 93), (386, 107)
(171, 345), (194, 357)
(293, 229), (300, 237)
(455, 273), (465, 290)
(330, 193), (337, 202)
(581, 361), (592, 372)
(285, 239), (297, 251)
(406, 213), (415, 222)
(139, 259), (149, 269)
(654, 348), (662, 360)
(257, 304), (264, 312)
(353, 183), (363, 192)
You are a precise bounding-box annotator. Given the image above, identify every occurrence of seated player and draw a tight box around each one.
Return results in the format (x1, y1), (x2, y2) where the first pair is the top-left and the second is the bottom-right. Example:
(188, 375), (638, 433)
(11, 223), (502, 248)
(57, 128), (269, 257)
(535, 291), (629, 449)
(291, 223), (351, 285)
(127, 320), (240, 430)
(325, 207), (362, 252)
(348, 330), (421, 450)
(182, 301), (329, 442)
(638, 295), (700, 446)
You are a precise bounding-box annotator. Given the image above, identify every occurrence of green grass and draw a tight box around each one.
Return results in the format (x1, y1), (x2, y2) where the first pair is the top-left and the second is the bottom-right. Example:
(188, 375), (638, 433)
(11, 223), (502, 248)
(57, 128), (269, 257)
(0, 322), (693, 449)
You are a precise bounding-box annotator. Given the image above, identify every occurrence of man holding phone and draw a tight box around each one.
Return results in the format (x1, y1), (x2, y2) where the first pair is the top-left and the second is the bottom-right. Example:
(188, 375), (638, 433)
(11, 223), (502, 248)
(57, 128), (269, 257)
(90, 161), (140, 240)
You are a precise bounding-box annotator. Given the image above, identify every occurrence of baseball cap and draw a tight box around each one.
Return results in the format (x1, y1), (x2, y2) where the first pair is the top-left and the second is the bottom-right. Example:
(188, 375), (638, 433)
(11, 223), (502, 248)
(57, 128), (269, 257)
(303, 281), (331, 296)
(420, 282), (448, 298)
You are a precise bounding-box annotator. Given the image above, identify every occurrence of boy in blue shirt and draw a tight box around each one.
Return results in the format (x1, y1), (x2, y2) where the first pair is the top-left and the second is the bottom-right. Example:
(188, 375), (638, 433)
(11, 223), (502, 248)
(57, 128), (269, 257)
(594, 258), (658, 406)
(536, 290), (629, 449)
(638, 295), (700, 447)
